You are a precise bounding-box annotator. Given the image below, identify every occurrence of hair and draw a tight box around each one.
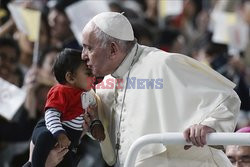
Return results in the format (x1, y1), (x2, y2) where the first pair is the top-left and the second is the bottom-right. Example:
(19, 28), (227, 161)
(38, 47), (61, 67)
(157, 28), (181, 47)
(53, 48), (85, 84)
(0, 37), (20, 59)
(41, 12), (51, 42)
(241, 0), (250, 5)
(91, 22), (136, 55)
(205, 42), (228, 57)
(53, 0), (79, 14)
(132, 22), (153, 42)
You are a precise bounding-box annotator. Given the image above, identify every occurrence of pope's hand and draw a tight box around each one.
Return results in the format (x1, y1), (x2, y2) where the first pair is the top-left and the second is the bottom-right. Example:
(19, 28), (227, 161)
(183, 124), (216, 150)
(83, 106), (105, 141)
(83, 106), (98, 128)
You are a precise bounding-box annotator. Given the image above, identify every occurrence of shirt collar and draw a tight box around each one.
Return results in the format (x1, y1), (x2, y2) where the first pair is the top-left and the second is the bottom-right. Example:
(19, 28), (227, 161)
(111, 44), (138, 78)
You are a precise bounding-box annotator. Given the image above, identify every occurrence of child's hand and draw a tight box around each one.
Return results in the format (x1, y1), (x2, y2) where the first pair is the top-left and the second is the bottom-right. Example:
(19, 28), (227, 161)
(90, 120), (106, 141)
(57, 133), (71, 148)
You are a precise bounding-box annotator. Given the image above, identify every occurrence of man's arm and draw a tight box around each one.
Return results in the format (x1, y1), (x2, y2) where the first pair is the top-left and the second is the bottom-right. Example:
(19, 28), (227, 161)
(199, 91), (240, 133)
(28, 141), (68, 167)
(45, 146), (68, 167)
(184, 91), (240, 148)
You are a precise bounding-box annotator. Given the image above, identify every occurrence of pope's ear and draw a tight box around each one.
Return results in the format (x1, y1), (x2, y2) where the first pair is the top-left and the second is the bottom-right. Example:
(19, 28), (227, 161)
(109, 42), (119, 59)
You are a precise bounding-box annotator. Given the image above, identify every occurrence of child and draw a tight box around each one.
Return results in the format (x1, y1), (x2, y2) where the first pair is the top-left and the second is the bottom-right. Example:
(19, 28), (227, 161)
(27, 48), (105, 167)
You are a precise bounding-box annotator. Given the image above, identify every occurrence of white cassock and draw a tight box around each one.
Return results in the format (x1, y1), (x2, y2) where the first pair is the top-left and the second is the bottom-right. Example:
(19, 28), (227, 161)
(96, 43), (240, 167)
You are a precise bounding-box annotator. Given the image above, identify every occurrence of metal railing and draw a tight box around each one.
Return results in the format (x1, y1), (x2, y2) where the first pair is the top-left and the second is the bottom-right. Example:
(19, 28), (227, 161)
(124, 132), (250, 167)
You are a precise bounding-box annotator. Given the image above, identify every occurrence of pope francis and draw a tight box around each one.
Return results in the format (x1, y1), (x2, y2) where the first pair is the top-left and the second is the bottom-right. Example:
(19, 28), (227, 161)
(81, 12), (241, 167)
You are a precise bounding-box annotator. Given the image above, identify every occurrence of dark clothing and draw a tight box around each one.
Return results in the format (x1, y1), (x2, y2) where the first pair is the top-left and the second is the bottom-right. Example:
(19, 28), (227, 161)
(31, 119), (82, 167)
(62, 38), (81, 50)
(235, 76), (250, 111)
(0, 105), (38, 142)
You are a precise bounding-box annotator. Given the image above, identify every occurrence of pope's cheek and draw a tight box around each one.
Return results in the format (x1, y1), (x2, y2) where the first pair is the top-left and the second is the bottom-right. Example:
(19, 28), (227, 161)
(91, 67), (98, 75)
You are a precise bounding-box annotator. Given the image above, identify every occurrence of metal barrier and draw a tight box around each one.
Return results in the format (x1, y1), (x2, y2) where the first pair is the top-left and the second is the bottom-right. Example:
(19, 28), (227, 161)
(124, 132), (250, 167)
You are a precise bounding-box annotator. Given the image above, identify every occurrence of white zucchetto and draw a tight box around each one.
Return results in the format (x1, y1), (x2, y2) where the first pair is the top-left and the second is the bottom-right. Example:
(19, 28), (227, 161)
(91, 12), (134, 41)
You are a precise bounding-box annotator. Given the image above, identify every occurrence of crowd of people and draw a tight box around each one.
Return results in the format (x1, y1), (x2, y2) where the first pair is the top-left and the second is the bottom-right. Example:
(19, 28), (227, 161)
(0, 0), (250, 166)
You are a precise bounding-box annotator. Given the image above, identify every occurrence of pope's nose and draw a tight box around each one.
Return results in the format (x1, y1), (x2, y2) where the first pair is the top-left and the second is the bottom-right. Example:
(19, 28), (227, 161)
(81, 51), (88, 60)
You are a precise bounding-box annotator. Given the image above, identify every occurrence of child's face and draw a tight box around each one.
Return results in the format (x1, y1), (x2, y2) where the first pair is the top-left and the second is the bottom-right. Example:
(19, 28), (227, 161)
(72, 64), (94, 90)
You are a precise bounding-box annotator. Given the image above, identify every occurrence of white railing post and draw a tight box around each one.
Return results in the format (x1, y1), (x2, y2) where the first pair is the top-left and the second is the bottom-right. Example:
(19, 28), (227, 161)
(124, 132), (250, 167)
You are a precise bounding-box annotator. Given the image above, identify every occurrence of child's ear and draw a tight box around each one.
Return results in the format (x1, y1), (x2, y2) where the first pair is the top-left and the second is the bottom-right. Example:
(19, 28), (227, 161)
(65, 72), (75, 84)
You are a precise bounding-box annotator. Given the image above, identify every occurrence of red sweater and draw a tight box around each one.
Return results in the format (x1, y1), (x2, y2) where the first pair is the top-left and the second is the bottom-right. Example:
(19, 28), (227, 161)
(45, 84), (85, 121)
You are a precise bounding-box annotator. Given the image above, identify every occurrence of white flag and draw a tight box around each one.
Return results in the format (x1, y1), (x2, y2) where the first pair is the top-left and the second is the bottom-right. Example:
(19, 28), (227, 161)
(66, 0), (110, 45)
(158, 0), (183, 18)
(8, 3), (41, 42)
(0, 78), (26, 120)
(211, 11), (237, 44)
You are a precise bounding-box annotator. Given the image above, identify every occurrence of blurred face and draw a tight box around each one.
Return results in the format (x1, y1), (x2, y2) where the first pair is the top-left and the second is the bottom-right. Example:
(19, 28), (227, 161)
(72, 64), (94, 90)
(48, 9), (71, 41)
(36, 85), (51, 112)
(243, 2), (250, 24)
(146, 0), (157, 10)
(81, 25), (113, 77)
(0, 46), (18, 79)
(226, 145), (250, 167)
(184, 0), (196, 17)
(41, 51), (58, 76)
(39, 51), (58, 86)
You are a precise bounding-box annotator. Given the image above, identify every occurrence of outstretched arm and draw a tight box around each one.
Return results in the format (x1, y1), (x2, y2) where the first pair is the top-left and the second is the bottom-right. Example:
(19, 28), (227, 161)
(183, 91), (240, 149)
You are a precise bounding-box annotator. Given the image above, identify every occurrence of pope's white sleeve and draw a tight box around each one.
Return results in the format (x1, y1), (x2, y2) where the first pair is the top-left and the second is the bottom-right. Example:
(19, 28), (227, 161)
(200, 90), (241, 132)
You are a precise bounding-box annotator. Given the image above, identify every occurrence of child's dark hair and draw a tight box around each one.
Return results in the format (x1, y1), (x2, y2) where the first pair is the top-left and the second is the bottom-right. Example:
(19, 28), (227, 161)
(53, 48), (85, 84)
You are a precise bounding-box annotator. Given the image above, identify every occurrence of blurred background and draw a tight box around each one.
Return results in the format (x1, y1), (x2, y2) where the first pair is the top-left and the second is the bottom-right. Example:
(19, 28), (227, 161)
(0, 0), (249, 166)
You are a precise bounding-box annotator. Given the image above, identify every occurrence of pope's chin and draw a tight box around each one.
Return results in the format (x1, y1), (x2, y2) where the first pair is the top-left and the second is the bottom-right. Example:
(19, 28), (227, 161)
(92, 66), (111, 77)
(91, 68), (103, 77)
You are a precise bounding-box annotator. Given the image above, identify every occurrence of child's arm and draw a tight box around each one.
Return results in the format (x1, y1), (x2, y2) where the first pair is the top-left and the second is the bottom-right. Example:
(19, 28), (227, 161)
(45, 108), (71, 148)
